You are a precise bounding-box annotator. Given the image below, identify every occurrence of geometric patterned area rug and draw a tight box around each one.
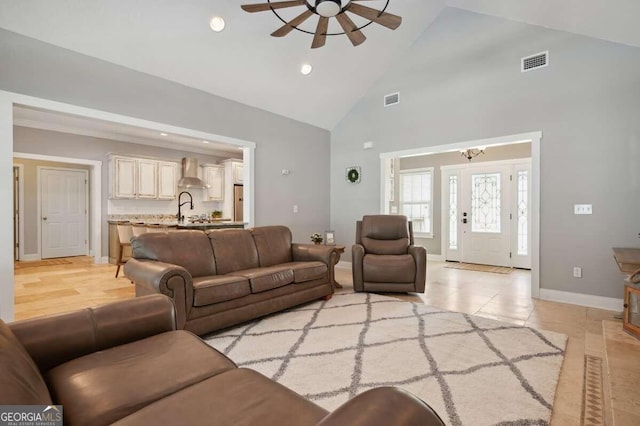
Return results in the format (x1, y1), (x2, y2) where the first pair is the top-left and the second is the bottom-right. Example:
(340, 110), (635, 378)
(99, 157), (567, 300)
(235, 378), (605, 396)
(207, 293), (567, 425)
(445, 262), (513, 274)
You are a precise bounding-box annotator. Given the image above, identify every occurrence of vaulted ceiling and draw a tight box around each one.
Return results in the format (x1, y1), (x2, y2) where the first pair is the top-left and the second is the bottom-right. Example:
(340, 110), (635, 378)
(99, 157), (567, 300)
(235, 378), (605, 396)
(0, 0), (638, 130)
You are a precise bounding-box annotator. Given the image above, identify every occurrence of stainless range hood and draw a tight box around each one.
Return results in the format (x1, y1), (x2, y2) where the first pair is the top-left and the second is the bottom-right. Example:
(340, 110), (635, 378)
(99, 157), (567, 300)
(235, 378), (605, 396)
(178, 158), (209, 189)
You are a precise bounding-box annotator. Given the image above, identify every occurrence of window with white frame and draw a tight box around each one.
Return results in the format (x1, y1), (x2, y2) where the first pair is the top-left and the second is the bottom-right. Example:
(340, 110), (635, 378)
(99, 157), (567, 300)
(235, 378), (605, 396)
(400, 168), (433, 236)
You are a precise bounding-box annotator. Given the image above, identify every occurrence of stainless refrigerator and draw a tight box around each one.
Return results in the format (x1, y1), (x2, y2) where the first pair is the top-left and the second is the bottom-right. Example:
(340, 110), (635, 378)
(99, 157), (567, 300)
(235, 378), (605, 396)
(234, 185), (243, 222)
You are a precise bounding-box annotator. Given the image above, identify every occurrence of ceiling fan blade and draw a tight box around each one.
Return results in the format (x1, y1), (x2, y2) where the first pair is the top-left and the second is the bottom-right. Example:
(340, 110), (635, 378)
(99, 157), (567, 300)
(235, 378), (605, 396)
(312, 17), (329, 49)
(335, 13), (366, 47)
(241, 0), (305, 13)
(271, 9), (314, 37)
(347, 3), (402, 30)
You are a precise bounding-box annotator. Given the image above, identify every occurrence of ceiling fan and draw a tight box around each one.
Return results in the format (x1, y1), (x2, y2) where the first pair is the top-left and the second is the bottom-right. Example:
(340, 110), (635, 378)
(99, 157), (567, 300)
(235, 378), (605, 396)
(241, 0), (402, 49)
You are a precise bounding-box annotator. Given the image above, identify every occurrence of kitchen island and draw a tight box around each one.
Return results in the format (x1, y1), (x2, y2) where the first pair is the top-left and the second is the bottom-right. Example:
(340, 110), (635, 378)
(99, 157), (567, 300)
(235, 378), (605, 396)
(108, 219), (247, 264)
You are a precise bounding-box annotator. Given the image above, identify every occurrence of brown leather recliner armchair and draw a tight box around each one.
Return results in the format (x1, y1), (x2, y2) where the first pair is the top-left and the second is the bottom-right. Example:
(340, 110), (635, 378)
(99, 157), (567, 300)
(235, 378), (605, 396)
(352, 215), (426, 293)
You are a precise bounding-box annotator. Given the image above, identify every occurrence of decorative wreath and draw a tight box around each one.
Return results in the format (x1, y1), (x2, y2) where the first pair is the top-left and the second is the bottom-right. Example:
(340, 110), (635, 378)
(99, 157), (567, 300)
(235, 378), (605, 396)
(346, 166), (361, 184)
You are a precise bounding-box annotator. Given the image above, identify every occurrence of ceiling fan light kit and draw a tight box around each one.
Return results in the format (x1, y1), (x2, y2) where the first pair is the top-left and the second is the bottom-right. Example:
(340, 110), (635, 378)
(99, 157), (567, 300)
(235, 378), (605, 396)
(316, 0), (342, 18)
(241, 0), (402, 49)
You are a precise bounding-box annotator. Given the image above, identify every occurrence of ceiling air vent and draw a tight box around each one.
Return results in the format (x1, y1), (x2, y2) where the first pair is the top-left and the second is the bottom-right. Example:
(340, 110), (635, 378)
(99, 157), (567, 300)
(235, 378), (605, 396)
(522, 51), (549, 72)
(384, 92), (400, 107)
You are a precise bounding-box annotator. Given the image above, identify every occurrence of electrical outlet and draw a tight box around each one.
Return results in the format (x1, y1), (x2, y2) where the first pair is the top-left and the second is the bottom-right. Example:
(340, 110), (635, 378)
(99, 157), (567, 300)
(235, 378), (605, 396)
(293, 205), (298, 213)
(573, 267), (582, 278)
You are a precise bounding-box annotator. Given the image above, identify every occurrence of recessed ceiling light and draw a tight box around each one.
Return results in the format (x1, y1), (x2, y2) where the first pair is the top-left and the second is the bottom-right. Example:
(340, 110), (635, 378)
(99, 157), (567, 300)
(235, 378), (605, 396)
(210, 16), (225, 32)
(202, 140), (210, 144)
(301, 64), (313, 75)
(160, 132), (168, 136)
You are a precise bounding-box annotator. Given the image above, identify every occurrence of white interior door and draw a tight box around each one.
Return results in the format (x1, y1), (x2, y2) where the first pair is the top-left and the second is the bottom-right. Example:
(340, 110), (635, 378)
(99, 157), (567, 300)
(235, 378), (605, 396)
(461, 165), (511, 267)
(41, 168), (88, 259)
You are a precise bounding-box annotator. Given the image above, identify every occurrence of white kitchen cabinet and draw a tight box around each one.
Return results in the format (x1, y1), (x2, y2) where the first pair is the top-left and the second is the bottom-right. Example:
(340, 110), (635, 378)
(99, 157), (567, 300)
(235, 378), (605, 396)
(233, 163), (244, 184)
(157, 161), (178, 199)
(137, 159), (158, 199)
(202, 164), (224, 201)
(111, 156), (137, 199)
(109, 155), (178, 200)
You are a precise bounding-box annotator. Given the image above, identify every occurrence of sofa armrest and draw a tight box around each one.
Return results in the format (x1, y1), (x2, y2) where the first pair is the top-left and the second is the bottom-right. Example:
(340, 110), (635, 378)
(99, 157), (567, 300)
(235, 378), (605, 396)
(352, 244), (365, 292)
(317, 387), (445, 426)
(124, 258), (194, 328)
(291, 243), (334, 266)
(9, 295), (176, 373)
(409, 245), (427, 293)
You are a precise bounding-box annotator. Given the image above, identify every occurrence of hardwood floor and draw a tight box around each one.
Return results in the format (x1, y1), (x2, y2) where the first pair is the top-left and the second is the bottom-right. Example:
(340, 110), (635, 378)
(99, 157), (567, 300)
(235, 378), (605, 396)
(14, 256), (134, 321)
(13, 257), (636, 424)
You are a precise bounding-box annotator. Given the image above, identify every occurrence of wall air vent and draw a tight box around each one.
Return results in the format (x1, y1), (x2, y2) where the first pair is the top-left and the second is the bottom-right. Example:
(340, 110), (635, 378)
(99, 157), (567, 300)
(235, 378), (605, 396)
(384, 92), (400, 107)
(522, 51), (549, 72)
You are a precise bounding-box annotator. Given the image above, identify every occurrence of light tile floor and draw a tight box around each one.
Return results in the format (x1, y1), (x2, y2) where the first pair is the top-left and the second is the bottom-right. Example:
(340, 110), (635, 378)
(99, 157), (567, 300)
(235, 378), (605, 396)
(15, 257), (634, 425)
(335, 261), (624, 425)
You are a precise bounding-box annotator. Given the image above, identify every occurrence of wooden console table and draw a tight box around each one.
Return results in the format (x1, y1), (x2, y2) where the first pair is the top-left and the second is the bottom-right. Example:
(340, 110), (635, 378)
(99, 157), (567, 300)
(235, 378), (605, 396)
(612, 248), (640, 274)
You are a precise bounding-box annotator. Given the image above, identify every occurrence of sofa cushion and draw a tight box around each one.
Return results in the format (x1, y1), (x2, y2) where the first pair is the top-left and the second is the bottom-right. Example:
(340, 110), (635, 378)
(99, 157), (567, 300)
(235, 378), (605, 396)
(250, 226), (293, 267)
(112, 368), (328, 426)
(230, 265), (294, 293)
(363, 254), (416, 283)
(360, 215), (410, 255)
(0, 321), (52, 404)
(193, 276), (251, 306)
(45, 331), (235, 426)
(131, 230), (216, 277)
(207, 229), (260, 275)
(281, 261), (327, 283)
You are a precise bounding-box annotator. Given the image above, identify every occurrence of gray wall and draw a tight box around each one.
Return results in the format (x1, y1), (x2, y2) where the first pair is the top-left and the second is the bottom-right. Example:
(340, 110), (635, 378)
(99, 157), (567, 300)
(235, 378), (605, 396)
(0, 28), (331, 245)
(331, 8), (640, 299)
(397, 143), (531, 255)
(13, 126), (231, 256)
(13, 158), (91, 255)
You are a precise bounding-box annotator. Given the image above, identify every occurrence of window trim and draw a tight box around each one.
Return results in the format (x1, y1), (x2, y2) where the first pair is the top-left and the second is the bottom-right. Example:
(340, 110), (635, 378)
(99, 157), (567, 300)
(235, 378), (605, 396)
(399, 167), (434, 238)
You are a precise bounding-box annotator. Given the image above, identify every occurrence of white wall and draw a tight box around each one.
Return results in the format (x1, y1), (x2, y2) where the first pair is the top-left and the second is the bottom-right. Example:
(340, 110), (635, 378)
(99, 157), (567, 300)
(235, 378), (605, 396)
(330, 8), (640, 299)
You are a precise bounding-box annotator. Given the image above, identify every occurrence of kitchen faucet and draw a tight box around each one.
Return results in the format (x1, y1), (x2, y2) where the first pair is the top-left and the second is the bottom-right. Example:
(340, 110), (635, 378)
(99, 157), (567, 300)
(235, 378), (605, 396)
(177, 191), (193, 222)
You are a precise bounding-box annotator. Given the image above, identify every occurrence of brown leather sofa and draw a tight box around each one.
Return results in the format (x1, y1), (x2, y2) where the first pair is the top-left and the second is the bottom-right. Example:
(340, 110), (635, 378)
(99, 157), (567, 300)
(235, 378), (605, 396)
(0, 295), (446, 426)
(124, 226), (336, 335)
(352, 215), (427, 293)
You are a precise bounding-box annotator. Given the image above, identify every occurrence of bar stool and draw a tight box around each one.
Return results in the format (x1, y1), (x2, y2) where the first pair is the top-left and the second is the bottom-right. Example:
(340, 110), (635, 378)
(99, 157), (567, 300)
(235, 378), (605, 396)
(131, 223), (147, 238)
(115, 223), (133, 278)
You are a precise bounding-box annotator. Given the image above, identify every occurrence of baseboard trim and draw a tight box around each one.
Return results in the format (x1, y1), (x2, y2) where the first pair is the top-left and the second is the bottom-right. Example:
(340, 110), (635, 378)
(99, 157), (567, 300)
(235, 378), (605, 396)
(336, 260), (351, 270)
(99, 256), (109, 264)
(20, 254), (41, 261)
(539, 289), (623, 312)
(428, 254), (445, 262)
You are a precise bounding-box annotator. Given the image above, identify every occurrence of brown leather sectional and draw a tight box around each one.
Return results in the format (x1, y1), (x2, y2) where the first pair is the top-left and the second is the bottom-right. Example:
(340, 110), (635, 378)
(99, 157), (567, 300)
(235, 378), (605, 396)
(124, 226), (336, 335)
(0, 295), (445, 425)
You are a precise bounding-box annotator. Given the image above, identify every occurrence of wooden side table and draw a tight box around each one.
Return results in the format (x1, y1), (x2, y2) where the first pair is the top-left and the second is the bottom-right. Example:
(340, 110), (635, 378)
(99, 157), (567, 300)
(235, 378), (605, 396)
(329, 245), (346, 289)
(306, 243), (345, 289)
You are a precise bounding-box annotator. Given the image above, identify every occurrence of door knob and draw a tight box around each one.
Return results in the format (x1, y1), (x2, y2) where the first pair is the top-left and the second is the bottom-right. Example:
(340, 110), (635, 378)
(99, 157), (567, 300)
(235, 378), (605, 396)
(42, 217), (47, 221)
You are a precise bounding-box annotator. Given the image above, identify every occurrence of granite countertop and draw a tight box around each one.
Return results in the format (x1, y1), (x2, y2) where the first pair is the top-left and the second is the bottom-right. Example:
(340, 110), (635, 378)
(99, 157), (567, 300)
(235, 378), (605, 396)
(176, 221), (246, 228)
(108, 219), (246, 228)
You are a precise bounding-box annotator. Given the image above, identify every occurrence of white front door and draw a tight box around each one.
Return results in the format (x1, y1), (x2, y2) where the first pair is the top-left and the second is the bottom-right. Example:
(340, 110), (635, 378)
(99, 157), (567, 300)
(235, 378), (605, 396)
(461, 165), (512, 267)
(444, 160), (532, 269)
(41, 168), (88, 259)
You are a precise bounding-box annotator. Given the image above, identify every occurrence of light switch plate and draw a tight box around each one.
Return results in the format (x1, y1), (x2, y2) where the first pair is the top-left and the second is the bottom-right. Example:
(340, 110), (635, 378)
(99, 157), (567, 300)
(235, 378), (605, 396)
(574, 204), (592, 215)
